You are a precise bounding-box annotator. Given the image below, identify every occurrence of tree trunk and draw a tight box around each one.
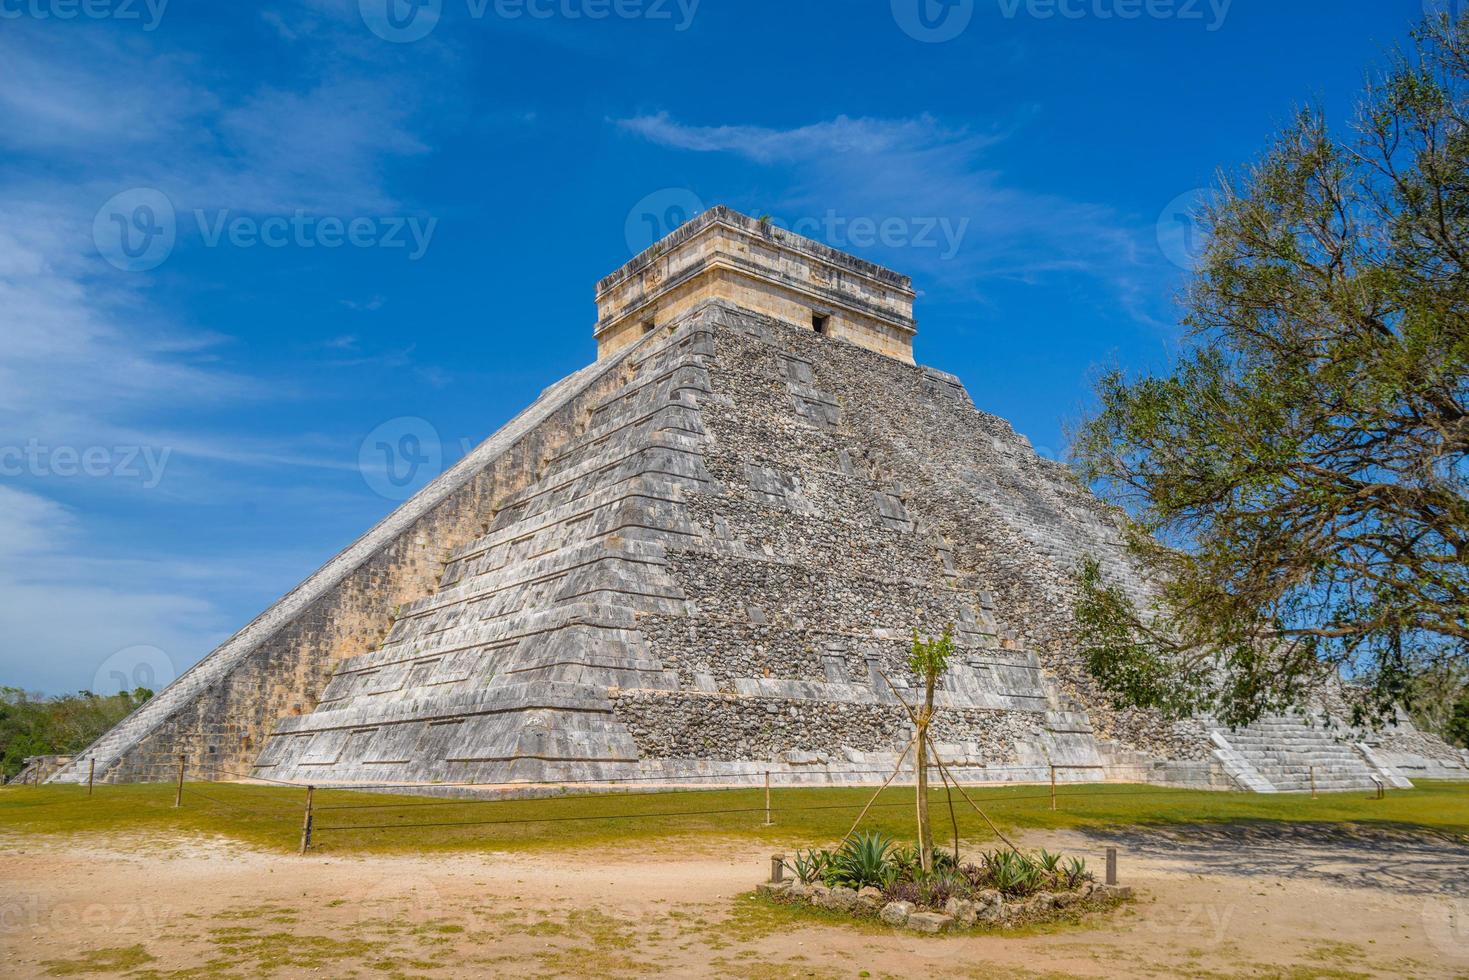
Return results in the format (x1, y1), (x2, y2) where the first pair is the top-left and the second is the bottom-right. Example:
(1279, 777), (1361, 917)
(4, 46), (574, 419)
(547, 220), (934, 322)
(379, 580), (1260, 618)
(916, 718), (931, 874)
(916, 671), (937, 874)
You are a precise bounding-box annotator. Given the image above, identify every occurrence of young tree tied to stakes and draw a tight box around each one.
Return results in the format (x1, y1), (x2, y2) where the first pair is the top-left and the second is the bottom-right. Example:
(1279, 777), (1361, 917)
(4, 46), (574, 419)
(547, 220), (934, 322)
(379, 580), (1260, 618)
(842, 625), (1021, 871)
(1072, 14), (1468, 728)
(910, 625), (954, 875)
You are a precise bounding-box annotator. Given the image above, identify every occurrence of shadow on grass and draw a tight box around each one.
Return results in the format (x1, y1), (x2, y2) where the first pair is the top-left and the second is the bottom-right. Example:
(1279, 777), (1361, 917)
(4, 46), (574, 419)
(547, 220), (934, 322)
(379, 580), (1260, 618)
(1075, 820), (1469, 895)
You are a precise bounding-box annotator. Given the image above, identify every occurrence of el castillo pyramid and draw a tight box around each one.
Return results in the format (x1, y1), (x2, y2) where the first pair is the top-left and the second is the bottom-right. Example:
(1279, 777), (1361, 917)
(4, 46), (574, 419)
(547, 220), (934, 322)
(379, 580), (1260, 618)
(51, 207), (1469, 794)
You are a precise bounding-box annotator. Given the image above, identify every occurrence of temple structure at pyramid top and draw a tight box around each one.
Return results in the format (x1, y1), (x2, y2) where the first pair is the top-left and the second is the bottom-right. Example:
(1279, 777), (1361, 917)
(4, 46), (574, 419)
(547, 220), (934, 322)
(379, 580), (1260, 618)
(49, 206), (1469, 793)
(595, 206), (918, 363)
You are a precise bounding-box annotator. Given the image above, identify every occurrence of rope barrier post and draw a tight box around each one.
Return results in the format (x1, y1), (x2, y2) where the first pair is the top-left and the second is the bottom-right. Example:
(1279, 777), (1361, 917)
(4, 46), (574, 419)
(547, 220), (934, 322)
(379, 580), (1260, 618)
(173, 753), (186, 808)
(769, 854), (784, 884)
(1310, 766), (1317, 800)
(1050, 764), (1057, 811)
(764, 771), (773, 826)
(87, 759), (94, 798)
(299, 786), (315, 856)
(1105, 847), (1118, 886)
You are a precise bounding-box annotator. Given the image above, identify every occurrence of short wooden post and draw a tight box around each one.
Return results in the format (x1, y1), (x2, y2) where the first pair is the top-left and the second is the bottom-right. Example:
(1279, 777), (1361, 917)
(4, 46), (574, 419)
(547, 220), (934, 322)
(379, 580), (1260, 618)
(1376, 778), (1386, 800)
(299, 786), (315, 856)
(769, 854), (784, 884)
(173, 753), (185, 808)
(1310, 766), (1317, 800)
(87, 759), (95, 797)
(764, 771), (773, 826)
(1050, 765), (1057, 811)
(1105, 847), (1118, 886)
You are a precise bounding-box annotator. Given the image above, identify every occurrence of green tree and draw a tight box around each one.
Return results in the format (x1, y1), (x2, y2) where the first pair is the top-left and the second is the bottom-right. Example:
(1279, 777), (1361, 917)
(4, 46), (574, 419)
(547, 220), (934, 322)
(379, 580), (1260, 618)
(1072, 14), (1468, 727)
(0, 687), (152, 781)
(1404, 657), (1469, 742)
(909, 625), (954, 874)
(1448, 691), (1469, 748)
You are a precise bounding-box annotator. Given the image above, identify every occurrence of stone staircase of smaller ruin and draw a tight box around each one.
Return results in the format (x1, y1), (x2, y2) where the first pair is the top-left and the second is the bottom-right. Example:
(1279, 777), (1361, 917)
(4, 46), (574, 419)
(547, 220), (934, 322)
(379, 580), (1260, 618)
(1209, 715), (1405, 793)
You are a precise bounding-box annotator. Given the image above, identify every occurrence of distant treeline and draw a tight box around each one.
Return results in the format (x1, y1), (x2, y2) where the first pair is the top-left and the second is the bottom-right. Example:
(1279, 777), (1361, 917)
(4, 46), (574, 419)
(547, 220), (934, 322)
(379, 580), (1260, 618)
(0, 687), (151, 782)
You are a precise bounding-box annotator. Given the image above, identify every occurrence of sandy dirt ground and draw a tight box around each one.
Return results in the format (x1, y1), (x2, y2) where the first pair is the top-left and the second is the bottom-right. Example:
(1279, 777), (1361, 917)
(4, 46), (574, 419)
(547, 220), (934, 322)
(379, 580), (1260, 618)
(2, 823), (1467, 978)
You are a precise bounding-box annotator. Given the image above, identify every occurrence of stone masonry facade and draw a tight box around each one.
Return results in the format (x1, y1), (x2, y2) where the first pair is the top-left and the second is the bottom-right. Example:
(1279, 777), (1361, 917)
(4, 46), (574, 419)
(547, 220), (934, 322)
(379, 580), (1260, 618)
(52, 208), (1468, 793)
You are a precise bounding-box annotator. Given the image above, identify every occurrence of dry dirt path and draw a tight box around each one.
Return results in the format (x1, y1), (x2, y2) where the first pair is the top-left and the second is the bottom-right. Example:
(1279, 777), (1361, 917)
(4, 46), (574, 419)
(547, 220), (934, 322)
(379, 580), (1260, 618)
(1, 825), (1465, 978)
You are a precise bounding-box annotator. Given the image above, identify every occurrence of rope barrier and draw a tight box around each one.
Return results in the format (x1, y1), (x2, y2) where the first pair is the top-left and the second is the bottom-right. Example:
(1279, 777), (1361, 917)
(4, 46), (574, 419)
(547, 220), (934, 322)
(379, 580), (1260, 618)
(311, 784), (1250, 835)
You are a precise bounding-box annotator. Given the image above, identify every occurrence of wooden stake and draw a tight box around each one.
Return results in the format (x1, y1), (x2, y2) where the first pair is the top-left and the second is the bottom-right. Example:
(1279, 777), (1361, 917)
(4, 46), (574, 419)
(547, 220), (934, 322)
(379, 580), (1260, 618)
(925, 734), (1024, 857)
(876, 669), (1024, 858)
(1105, 847), (1118, 886)
(88, 758), (95, 797)
(769, 854), (784, 884)
(842, 732), (917, 842)
(764, 771), (772, 826)
(299, 786), (315, 856)
(936, 752), (961, 864)
(173, 753), (185, 808)
(1310, 766), (1318, 800)
(1050, 764), (1057, 811)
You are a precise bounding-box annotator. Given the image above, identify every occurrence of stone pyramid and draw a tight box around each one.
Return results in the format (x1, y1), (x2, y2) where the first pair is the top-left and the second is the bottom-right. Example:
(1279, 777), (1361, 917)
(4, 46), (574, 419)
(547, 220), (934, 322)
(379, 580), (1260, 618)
(53, 207), (1467, 792)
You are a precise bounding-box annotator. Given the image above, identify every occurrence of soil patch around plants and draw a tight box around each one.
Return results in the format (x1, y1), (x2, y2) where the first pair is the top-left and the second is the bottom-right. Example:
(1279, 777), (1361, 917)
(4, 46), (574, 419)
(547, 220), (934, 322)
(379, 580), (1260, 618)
(1, 823), (1463, 978)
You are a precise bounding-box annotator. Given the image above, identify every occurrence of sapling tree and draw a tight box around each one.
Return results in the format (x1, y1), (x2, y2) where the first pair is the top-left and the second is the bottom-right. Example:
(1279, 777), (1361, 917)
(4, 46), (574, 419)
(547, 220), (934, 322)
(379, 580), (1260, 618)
(910, 625), (955, 874)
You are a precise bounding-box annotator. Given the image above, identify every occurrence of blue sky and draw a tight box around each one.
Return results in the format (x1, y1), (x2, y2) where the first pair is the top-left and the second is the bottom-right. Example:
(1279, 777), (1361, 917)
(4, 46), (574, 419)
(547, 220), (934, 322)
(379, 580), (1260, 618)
(0, 0), (1439, 694)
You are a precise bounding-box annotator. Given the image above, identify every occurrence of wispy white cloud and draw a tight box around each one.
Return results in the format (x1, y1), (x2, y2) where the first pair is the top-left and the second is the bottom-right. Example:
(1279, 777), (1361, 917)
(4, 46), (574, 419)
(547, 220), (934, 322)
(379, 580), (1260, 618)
(616, 112), (1173, 327)
(0, 19), (447, 691)
(0, 486), (230, 695)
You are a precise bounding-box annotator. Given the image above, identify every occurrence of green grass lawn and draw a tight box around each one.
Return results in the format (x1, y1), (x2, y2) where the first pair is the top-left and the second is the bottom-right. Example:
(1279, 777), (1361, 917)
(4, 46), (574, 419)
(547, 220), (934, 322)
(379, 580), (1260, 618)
(2, 779), (1466, 855)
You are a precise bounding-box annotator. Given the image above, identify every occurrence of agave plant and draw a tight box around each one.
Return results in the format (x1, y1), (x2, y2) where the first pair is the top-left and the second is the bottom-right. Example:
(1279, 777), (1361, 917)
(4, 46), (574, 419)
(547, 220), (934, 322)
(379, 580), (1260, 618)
(791, 848), (832, 885)
(827, 831), (897, 889)
(986, 849), (1041, 896)
(1062, 855), (1090, 889)
(889, 843), (921, 881)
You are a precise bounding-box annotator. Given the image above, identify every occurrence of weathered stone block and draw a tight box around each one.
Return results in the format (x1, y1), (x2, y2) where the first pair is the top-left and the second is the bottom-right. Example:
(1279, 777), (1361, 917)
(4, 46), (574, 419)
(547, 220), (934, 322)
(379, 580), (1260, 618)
(879, 901), (913, 926)
(907, 911), (954, 934)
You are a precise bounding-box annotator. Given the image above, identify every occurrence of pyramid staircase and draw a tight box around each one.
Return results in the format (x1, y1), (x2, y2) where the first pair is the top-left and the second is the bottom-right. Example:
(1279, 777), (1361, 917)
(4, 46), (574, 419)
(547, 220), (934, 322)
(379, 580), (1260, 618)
(1209, 714), (1408, 793)
(251, 319), (716, 784)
